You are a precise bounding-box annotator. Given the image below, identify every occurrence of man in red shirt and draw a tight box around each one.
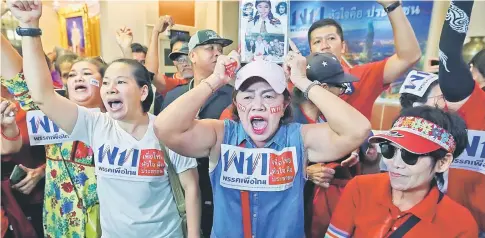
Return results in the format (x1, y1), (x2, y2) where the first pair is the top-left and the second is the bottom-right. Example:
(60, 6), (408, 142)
(307, 3), (421, 120)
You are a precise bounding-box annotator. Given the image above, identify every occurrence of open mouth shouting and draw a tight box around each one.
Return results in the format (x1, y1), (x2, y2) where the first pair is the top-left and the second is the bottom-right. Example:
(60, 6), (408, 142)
(107, 98), (124, 112)
(250, 116), (268, 135)
(74, 83), (88, 93)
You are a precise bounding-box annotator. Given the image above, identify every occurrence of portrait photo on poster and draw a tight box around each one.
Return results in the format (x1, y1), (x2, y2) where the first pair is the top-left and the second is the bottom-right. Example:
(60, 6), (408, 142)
(240, 0), (289, 64)
(66, 16), (85, 56)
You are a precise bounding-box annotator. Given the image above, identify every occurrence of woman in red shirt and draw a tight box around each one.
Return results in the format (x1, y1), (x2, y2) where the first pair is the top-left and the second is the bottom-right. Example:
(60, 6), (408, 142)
(327, 106), (478, 238)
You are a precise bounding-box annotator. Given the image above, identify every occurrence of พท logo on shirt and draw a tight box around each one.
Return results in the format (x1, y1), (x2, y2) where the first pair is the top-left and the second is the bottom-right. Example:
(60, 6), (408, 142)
(220, 144), (298, 191)
(96, 144), (166, 179)
(26, 109), (99, 145)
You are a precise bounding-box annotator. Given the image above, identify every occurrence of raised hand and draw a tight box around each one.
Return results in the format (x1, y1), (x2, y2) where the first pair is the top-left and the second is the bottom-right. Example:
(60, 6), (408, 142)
(6, 0), (42, 27)
(153, 15), (174, 35)
(0, 99), (18, 127)
(283, 51), (308, 86)
(211, 50), (241, 87)
(116, 26), (133, 50)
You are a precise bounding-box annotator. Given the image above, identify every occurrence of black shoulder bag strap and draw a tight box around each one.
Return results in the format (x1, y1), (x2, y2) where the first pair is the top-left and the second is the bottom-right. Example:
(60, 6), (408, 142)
(389, 192), (444, 238)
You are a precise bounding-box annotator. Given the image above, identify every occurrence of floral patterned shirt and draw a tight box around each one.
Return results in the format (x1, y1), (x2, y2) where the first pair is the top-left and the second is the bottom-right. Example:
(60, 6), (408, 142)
(1, 73), (99, 238)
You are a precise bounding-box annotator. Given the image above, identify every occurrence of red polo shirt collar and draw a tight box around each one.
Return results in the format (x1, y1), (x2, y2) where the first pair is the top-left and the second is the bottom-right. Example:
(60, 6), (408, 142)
(374, 173), (441, 223)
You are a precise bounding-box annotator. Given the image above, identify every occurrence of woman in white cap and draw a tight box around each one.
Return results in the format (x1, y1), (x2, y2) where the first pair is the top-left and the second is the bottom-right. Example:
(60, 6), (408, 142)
(155, 50), (371, 237)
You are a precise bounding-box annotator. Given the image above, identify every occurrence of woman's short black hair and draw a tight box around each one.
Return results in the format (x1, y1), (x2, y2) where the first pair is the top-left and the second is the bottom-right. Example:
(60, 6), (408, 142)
(399, 80), (439, 109)
(395, 106), (468, 187)
(231, 76), (292, 124)
(108, 59), (154, 113)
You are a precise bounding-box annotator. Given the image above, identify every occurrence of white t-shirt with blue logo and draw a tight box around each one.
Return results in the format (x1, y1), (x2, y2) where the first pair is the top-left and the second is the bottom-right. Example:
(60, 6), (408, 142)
(70, 105), (197, 238)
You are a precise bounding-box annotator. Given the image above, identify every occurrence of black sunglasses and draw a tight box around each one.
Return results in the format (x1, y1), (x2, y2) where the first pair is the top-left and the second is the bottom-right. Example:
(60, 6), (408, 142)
(379, 142), (427, 165)
(327, 83), (348, 95)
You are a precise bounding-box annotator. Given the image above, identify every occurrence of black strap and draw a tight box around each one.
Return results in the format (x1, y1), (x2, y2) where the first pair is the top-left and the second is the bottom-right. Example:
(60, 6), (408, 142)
(388, 215), (421, 238)
(389, 192), (444, 238)
(437, 191), (444, 203)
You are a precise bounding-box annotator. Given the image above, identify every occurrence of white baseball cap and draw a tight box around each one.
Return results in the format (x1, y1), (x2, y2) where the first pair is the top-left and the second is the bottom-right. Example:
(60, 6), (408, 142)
(235, 60), (287, 94)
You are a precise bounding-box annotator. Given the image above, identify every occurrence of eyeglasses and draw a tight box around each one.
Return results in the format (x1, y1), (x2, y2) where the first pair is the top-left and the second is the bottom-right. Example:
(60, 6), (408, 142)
(327, 83), (348, 96)
(379, 143), (426, 165)
(175, 55), (189, 64)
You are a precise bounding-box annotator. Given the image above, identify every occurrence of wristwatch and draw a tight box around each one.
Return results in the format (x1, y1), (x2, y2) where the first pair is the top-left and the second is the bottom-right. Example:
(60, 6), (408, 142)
(384, 1), (401, 13)
(304, 81), (321, 100)
(16, 27), (42, 37)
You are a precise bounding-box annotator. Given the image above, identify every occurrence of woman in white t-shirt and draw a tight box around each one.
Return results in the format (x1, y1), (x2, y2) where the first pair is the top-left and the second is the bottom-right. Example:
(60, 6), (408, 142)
(9, 3), (200, 238)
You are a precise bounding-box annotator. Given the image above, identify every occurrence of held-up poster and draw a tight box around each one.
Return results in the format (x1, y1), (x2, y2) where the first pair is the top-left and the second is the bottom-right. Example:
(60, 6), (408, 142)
(289, 1), (434, 102)
(239, 0), (289, 64)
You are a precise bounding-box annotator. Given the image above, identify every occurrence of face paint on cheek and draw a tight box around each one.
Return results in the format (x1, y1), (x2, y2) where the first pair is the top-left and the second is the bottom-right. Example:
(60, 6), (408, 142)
(237, 103), (246, 112)
(89, 78), (100, 87)
(270, 105), (282, 114)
